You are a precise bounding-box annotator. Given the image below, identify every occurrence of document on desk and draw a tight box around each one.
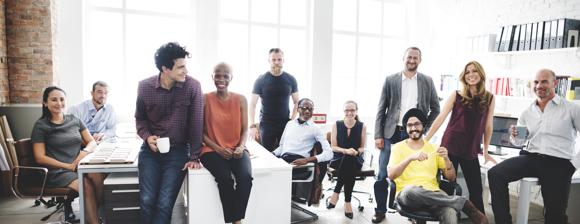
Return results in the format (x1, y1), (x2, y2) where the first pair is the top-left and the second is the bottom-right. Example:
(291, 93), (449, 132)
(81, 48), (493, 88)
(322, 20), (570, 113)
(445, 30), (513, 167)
(80, 140), (141, 165)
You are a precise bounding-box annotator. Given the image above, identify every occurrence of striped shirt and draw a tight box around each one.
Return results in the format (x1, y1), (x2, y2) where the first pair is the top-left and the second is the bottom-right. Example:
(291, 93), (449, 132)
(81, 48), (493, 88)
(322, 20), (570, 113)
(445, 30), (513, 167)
(135, 75), (204, 160)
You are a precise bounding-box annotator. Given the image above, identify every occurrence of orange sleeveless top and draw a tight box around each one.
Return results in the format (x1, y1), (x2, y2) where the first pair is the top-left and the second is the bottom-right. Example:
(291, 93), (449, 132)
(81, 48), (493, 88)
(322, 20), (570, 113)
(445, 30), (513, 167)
(201, 92), (242, 155)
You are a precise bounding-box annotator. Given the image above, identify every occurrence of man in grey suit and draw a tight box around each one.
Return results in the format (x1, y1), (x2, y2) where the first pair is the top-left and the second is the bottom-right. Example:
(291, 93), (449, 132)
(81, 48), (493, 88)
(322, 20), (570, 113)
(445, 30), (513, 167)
(372, 47), (440, 223)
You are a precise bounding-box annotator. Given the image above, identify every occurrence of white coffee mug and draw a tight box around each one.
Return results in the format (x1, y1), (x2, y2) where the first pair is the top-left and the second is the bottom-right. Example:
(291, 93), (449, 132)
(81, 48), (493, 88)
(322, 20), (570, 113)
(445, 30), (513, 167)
(157, 137), (170, 153)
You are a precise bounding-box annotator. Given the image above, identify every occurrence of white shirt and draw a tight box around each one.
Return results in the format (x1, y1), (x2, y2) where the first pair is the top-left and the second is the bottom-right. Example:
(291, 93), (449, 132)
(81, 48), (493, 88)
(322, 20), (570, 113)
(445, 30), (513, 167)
(519, 95), (580, 160)
(68, 99), (117, 139)
(398, 72), (418, 126)
(273, 119), (333, 162)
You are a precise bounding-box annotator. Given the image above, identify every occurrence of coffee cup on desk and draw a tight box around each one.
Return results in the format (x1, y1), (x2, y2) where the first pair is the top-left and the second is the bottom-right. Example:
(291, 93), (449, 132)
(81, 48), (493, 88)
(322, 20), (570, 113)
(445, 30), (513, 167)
(157, 137), (170, 153)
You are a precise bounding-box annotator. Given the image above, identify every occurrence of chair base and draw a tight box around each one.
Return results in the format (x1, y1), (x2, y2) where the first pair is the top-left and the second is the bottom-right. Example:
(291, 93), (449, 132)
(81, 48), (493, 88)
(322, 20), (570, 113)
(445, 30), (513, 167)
(324, 186), (373, 212)
(291, 202), (318, 224)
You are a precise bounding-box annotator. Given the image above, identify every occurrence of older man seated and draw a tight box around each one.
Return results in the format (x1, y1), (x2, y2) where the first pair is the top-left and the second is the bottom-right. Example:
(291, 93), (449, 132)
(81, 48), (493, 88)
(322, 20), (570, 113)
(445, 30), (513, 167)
(272, 98), (332, 203)
(387, 108), (488, 224)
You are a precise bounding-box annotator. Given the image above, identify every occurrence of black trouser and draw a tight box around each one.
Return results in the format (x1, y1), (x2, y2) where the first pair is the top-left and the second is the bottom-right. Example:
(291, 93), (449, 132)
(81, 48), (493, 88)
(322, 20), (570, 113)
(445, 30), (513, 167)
(449, 154), (485, 214)
(330, 155), (362, 202)
(200, 152), (253, 223)
(488, 152), (576, 224)
(260, 120), (288, 151)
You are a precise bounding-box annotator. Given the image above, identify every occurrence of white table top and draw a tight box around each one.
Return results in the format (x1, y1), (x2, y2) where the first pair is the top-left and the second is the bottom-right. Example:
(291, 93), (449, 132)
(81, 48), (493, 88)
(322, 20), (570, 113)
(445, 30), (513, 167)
(188, 140), (292, 175)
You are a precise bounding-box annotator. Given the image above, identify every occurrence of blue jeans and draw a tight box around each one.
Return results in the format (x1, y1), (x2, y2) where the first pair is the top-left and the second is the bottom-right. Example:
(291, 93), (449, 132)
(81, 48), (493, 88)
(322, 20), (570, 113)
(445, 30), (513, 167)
(374, 127), (408, 214)
(138, 143), (189, 224)
(200, 151), (253, 223)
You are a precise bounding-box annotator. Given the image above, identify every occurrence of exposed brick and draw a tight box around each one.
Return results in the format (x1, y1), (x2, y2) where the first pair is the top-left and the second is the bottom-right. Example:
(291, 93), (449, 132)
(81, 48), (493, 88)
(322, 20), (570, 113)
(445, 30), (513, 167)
(5, 0), (54, 103)
(0, 0), (8, 104)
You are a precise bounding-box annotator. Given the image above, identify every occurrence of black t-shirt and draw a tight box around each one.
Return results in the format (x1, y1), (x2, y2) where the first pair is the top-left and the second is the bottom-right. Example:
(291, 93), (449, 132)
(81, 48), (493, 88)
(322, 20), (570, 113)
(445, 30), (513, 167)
(252, 71), (298, 122)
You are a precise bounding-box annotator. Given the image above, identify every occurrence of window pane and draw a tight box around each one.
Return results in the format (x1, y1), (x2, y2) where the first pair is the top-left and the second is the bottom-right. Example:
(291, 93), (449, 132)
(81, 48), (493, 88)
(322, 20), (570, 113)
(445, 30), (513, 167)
(218, 22), (249, 94)
(357, 36), (381, 78)
(356, 77), (381, 117)
(358, 0), (382, 34)
(126, 0), (191, 14)
(382, 38), (406, 75)
(331, 34), (356, 79)
(249, 25), (278, 79)
(280, 0), (307, 26)
(383, 2), (406, 37)
(88, 0), (122, 8)
(333, 0), (356, 31)
(220, 0), (249, 21)
(280, 28), (308, 96)
(251, 0), (279, 24)
(85, 11), (123, 109)
(330, 77), (355, 118)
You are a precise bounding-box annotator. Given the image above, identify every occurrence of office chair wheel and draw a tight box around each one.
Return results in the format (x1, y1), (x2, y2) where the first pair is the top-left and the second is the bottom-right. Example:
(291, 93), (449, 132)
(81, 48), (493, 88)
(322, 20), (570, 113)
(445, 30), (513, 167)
(368, 198), (373, 203)
(34, 200), (41, 206)
(358, 206), (364, 211)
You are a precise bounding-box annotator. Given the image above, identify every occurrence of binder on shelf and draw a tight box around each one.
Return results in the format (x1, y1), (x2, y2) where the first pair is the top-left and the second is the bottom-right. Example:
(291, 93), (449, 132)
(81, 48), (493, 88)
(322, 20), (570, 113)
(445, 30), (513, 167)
(511, 25), (521, 51)
(536, 21), (545, 49)
(549, 20), (558, 49)
(530, 22), (538, 50)
(502, 25), (514, 52)
(569, 30), (579, 48)
(524, 23), (532, 50)
(554, 18), (580, 48)
(542, 21), (551, 49)
(518, 24), (526, 51)
(495, 27), (504, 52)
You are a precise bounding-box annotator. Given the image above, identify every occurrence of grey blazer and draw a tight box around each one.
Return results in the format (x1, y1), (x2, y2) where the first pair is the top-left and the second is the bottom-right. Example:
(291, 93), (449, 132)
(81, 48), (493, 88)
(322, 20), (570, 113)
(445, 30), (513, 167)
(374, 72), (440, 140)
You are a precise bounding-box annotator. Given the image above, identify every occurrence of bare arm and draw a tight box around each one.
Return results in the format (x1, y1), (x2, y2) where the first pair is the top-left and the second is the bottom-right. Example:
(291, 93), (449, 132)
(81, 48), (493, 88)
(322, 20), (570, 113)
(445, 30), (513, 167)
(238, 95), (249, 147)
(249, 94), (259, 125)
(425, 91), (457, 141)
(387, 156), (417, 180)
(290, 92), (299, 120)
(330, 123), (346, 153)
(358, 125), (367, 155)
(482, 96), (497, 164)
(34, 143), (76, 171)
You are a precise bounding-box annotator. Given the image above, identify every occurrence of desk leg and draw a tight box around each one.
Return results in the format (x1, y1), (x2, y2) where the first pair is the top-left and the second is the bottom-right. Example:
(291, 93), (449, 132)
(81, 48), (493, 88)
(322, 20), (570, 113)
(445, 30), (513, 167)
(78, 171), (85, 224)
(516, 180), (533, 224)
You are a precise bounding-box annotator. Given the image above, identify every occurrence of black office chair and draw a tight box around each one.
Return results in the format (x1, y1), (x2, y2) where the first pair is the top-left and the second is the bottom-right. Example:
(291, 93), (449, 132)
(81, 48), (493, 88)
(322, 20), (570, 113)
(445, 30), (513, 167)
(291, 163), (318, 224)
(9, 138), (79, 223)
(325, 155), (375, 212)
(387, 174), (462, 224)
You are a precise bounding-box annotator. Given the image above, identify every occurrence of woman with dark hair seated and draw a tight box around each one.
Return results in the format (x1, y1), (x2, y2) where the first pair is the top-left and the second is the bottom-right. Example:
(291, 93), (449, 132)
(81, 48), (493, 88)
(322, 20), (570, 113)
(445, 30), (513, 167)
(326, 100), (367, 219)
(200, 63), (253, 224)
(31, 86), (105, 224)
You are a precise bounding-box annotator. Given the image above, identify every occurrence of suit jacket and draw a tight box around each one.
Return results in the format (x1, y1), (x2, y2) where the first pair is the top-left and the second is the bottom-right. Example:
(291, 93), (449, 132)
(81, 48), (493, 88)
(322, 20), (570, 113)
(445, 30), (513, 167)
(374, 72), (440, 140)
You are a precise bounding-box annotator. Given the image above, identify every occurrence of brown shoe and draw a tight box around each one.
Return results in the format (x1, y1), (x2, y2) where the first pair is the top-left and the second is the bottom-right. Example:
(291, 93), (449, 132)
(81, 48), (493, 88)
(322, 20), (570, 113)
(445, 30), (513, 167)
(462, 200), (488, 224)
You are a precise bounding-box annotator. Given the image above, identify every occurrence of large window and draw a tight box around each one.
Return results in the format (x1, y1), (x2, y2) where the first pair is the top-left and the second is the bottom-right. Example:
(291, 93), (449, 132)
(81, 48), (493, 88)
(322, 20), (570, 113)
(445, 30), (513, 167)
(218, 0), (312, 98)
(85, 0), (195, 121)
(330, 0), (407, 119)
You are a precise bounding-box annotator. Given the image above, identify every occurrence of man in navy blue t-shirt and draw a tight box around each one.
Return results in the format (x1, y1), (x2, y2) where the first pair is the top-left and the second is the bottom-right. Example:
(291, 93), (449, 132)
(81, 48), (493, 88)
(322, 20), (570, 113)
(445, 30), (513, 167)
(250, 48), (299, 151)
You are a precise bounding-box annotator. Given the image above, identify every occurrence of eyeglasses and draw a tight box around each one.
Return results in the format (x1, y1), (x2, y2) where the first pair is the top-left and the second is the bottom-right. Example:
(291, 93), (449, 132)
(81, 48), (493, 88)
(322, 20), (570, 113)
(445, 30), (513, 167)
(406, 122), (423, 129)
(299, 106), (314, 111)
(344, 109), (356, 113)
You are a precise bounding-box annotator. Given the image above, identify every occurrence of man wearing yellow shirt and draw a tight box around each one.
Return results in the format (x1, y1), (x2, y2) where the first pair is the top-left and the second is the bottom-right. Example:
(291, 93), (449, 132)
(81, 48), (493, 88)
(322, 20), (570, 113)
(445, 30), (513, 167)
(387, 108), (488, 224)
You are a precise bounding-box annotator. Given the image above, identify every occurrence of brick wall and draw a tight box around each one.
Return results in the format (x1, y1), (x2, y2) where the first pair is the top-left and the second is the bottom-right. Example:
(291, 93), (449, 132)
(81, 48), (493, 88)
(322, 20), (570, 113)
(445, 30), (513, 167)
(5, 0), (53, 103)
(0, 0), (8, 104)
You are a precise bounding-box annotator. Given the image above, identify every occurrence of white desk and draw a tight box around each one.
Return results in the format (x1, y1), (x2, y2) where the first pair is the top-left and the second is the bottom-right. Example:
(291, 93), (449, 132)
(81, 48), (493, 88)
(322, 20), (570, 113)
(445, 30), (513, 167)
(77, 137), (142, 224)
(479, 149), (580, 224)
(186, 140), (293, 224)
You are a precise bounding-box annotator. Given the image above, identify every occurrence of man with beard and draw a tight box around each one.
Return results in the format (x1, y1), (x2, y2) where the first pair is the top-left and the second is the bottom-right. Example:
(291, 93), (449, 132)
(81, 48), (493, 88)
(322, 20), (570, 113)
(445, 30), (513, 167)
(488, 69), (580, 224)
(68, 81), (117, 143)
(372, 47), (440, 223)
(250, 48), (300, 151)
(388, 108), (488, 224)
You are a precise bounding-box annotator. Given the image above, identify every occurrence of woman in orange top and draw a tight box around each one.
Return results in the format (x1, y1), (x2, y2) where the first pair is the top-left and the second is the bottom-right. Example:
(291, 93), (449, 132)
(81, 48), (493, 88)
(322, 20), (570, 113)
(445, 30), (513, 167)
(200, 63), (252, 224)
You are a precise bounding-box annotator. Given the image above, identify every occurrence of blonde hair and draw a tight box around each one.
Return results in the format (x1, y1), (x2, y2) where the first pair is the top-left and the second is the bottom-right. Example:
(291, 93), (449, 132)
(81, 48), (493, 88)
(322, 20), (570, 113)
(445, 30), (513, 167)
(458, 61), (493, 111)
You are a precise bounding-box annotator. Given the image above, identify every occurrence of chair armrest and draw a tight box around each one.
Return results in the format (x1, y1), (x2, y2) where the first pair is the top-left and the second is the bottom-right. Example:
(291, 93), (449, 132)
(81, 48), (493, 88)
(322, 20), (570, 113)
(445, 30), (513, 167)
(439, 178), (462, 196)
(386, 178), (397, 209)
(292, 163), (315, 183)
(11, 166), (49, 199)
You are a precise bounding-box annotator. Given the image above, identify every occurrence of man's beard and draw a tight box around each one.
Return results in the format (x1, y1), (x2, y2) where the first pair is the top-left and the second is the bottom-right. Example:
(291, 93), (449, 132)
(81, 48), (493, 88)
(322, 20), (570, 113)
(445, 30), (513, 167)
(271, 65), (282, 75)
(409, 131), (422, 140)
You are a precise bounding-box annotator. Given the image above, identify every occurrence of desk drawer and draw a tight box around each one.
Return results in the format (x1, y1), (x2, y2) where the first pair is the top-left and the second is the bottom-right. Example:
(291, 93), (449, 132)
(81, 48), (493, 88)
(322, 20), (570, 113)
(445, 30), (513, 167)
(104, 207), (139, 224)
(104, 187), (139, 208)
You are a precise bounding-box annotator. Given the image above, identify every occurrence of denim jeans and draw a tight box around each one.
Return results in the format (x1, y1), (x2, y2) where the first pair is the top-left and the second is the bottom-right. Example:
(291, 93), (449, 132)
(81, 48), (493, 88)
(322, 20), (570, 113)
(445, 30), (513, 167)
(200, 151), (253, 223)
(374, 127), (408, 214)
(138, 143), (189, 224)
